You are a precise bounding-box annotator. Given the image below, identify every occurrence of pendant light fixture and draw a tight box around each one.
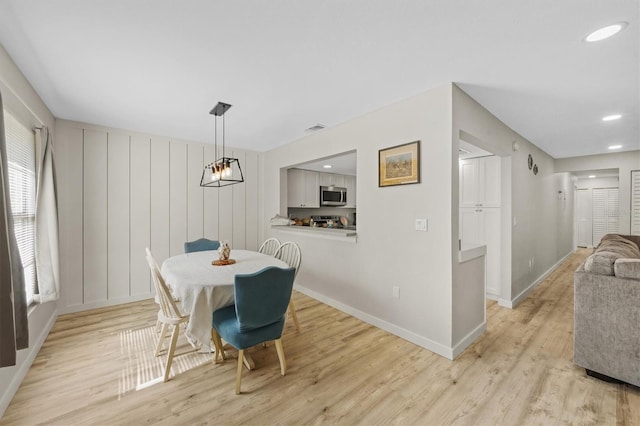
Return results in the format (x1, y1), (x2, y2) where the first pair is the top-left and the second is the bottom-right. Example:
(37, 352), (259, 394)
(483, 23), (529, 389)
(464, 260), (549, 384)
(200, 102), (244, 187)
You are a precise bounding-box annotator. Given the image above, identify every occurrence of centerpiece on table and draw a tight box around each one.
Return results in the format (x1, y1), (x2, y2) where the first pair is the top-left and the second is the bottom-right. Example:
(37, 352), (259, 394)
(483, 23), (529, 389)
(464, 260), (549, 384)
(212, 241), (235, 266)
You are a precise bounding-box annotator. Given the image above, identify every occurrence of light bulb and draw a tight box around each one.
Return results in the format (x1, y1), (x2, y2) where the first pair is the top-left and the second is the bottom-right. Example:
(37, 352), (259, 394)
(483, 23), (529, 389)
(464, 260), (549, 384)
(223, 165), (232, 178)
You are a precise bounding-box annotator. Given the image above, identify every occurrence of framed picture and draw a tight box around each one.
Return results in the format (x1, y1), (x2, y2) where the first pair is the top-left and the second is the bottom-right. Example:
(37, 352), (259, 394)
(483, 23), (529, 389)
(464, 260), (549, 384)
(378, 140), (420, 187)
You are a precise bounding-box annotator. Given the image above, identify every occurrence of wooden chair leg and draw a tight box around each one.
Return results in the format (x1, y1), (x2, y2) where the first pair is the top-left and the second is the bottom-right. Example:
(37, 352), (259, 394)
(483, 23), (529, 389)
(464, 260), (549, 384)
(236, 349), (245, 395)
(211, 328), (226, 363)
(242, 353), (255, 371)
(274, 338), (286, 376)
(288, 300), (300, 331)
(155, 322), (169, 356)
(163, 325), (180, 383)
(211, 329), (220, 364)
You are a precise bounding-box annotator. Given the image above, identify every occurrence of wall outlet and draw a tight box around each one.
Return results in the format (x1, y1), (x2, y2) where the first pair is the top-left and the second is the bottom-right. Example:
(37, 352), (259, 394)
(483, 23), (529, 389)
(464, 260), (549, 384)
(392, 286), (400, 299)
(415, 218), (428, 232)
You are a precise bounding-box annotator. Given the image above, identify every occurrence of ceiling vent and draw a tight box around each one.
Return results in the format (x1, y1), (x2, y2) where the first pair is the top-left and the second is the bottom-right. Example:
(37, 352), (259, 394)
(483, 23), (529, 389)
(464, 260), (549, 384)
(305, 123), (326, 132)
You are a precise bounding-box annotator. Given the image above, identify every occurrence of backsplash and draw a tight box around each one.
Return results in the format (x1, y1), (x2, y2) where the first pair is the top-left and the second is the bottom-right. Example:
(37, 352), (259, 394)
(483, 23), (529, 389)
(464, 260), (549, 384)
(287, 207), (356, 224)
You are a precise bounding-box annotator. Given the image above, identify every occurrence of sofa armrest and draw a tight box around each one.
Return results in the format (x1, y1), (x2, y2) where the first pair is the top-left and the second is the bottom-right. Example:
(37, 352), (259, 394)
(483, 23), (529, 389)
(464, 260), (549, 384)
(615, 259), (640, 279)
(573, 269), (640, 386)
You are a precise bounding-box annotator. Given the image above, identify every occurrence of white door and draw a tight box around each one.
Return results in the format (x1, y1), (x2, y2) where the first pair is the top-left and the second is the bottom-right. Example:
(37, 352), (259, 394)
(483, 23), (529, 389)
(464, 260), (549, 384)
(632, 171), (640, 236)
(576, 189), (592, 247)
(592, 187), (619, 245)
(481, 156), (501, 207)
(483, 208), (501, 296)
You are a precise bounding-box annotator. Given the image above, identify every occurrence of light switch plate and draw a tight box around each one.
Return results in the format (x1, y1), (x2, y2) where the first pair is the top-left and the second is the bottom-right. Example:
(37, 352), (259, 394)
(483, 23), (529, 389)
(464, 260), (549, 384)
(415, 218), (427, 231)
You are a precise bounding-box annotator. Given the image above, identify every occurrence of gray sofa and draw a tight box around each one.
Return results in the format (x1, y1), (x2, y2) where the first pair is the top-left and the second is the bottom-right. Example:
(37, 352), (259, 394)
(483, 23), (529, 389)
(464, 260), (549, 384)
(574, 234), (640, 387)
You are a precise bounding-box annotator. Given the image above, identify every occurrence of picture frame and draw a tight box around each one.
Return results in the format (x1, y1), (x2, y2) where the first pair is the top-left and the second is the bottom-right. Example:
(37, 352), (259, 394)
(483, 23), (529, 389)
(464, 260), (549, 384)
(378, 140), (420, 187)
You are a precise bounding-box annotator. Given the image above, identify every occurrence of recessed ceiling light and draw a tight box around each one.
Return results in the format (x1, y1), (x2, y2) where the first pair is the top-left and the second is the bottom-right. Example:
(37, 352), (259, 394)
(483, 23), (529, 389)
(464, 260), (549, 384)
(608, 145), (622, 150)
(602, 114), (622, 121)
(585, 22), (627, 42)
(305, 124), (326, 132)
(588, 175), (596, 178)
(323, 164), (332, 169)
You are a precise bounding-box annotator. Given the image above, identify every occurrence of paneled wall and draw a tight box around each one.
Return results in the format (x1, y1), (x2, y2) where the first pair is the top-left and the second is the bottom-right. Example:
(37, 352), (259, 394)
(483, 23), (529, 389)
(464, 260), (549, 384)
(55, 119), (260, 313)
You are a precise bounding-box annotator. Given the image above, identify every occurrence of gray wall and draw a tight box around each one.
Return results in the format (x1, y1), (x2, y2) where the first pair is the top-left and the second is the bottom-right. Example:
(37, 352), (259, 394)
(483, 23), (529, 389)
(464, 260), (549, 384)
(556, 151), (640, 235)
(55, 119), (261, 313)
(452, 85), (574, 308)
(263, 84), (456, 357)
(0, 43), (57, 417)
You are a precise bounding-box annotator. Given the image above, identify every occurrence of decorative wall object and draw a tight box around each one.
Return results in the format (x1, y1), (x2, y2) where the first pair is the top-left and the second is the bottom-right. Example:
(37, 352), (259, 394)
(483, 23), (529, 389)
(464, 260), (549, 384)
(528, 154), (533, 170)
(533, 164), (539, 175)
(378, 140), (420, 187)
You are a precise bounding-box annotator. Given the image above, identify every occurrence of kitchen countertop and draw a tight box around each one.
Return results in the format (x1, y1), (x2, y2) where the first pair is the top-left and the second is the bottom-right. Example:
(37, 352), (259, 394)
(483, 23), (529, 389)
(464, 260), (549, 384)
(271, 225), (357, 241)
(459, 243), (486, 262)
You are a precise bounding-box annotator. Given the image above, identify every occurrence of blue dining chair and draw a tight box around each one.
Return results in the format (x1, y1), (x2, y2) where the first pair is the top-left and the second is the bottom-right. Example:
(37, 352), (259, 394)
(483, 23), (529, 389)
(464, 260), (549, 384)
(211, 266), (296, 394)
(184, 238), (220, 253)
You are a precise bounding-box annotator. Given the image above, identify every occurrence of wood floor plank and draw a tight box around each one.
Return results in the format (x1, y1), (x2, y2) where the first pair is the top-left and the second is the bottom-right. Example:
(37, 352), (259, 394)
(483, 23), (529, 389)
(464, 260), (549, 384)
(2, 249), (639, 425)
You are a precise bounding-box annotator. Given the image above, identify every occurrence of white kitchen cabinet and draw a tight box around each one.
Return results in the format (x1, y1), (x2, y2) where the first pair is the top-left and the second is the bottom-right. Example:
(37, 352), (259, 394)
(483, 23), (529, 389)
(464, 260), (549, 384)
(459, 156), (500, 208)
(319, 172), (345, 188)
(343, 175), (356, 207)
(460, 207), (501, 297)
(319, 172), (331, 187)
(288, 169), (319, 208)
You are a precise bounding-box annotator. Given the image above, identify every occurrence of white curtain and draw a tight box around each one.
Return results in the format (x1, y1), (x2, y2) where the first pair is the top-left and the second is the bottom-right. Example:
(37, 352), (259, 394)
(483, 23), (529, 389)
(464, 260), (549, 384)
(1, 90), (29, 367)
(33, 126), (59, 303)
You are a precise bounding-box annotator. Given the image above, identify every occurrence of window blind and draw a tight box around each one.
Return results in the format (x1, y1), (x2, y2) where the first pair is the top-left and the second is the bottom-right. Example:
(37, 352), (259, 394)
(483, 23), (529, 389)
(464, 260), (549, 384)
(4, 110), (37, 305)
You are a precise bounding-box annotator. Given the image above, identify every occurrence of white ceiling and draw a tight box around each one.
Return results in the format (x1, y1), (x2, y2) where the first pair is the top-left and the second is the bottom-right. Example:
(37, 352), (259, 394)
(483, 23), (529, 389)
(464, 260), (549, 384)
(293, 150), (357, 176)
(0, 1), (637, 159)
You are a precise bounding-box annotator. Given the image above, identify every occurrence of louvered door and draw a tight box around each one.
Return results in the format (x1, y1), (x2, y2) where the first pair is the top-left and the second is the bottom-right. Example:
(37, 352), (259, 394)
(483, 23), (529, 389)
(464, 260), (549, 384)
(632, 171), (640, 236)
(592, 187), (619, 245)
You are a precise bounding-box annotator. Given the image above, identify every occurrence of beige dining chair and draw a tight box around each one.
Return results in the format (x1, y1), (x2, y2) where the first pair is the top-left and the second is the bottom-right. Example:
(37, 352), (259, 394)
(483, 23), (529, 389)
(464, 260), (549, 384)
(258, 237), (281, 256)
(146, 247), (181, 332)
(274, 241), (301, 330)
(145, 248), (190, 382)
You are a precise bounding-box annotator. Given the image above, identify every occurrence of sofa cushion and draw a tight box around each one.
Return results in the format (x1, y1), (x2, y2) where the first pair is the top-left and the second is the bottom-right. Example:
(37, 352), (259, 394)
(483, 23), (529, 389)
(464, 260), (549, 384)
(614, 259), (640, 280)
(584, 235), (640, 275)
(597, 234), (640, 255)
(585, 251), (619, 275)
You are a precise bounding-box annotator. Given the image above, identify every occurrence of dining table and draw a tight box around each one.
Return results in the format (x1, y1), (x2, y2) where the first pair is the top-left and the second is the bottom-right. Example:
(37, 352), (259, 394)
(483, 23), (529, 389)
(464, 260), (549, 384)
(160, 249), (289, 356)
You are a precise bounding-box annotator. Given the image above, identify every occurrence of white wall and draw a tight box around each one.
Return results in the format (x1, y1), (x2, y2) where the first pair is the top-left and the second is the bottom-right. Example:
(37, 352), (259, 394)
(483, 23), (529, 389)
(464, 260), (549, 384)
(451, 85), (574, 309)
(0, 44), (57, 417)
(55, 119), (260, 313)
(554, 173), (575, 257)
(556, 151), (640, 235)
(575, 176), (619, 190)
(264, 84), (455, 357)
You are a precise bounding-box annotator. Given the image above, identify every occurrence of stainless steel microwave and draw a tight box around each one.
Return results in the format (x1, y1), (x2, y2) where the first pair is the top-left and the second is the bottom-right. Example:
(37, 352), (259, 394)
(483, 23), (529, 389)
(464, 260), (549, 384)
(320, 186), (347, 206)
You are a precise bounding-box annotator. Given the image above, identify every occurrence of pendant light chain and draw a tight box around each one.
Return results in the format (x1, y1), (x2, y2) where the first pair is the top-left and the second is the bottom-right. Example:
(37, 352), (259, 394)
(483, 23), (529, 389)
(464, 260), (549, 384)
(214, 112), (218, 161)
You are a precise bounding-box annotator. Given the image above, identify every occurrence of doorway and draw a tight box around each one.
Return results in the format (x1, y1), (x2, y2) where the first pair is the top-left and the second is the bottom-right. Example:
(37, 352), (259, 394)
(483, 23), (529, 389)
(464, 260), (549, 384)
(574, 171), (619, 248)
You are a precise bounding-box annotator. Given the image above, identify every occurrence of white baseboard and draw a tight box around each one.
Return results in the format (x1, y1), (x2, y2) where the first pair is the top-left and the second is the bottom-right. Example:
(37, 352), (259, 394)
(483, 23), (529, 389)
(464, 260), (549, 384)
(58, 293), (155, 315)
(452, 322), (487, 359)
(498, 250), (573, 309)
(0, 306), (58, 418)
(295, 285), (456, 360)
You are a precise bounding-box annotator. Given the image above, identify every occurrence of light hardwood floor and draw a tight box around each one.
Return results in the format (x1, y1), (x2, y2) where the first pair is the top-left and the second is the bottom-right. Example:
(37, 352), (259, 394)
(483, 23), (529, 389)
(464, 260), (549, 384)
(2, 249), (639, 425)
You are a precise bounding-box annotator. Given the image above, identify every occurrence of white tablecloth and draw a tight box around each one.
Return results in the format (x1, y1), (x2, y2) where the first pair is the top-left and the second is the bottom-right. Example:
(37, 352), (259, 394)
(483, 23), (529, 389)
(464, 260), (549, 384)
(161, 249), (288, 351)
